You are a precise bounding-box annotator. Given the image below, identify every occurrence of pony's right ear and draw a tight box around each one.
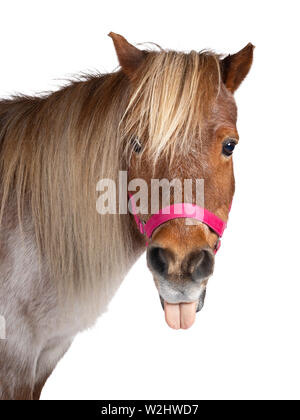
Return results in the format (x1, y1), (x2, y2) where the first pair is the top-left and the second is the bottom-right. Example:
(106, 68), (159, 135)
(221, 43), (254, 93)
(108, 32), (146, 79)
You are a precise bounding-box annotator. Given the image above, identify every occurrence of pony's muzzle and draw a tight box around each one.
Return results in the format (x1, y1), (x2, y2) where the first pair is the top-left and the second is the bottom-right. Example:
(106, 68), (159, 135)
(147, 244), (215, 329)
(147, 245), (214, 283)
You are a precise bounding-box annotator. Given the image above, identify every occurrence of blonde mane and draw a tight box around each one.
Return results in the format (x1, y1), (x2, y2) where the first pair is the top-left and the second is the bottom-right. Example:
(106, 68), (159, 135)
(0, 48), (221, 299)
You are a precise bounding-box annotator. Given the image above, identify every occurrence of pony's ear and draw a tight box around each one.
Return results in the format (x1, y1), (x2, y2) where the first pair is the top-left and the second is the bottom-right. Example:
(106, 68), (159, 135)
(108, 32), (146, 78)
(221, 43), (254, 93)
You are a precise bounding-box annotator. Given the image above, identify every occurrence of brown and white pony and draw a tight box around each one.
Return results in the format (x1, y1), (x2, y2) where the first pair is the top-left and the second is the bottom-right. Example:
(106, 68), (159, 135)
(0, 33), (253, 400)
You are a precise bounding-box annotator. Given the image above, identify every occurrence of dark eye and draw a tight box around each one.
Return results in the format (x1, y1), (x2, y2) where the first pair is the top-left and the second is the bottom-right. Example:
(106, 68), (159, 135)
(131, 137), (142, 153)
(222, 139), (237, 157)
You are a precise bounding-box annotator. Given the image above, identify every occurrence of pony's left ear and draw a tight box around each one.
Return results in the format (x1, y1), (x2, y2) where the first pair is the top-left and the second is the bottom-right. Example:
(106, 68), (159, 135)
(221, 43), (255, 93)
(108, 32), (146, 79)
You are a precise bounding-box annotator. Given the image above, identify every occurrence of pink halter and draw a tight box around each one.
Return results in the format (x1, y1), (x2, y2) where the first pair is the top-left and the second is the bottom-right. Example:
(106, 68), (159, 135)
(129, 193), (227, 253)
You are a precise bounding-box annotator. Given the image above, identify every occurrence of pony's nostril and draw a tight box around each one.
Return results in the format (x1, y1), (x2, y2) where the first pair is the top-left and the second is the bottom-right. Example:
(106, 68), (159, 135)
(188, 249), (214, 281)
(147, 246), (169, 276)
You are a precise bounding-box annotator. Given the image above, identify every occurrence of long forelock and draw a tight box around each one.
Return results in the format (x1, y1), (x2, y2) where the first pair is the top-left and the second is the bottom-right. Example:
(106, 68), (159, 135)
(121, 49), (221, 165)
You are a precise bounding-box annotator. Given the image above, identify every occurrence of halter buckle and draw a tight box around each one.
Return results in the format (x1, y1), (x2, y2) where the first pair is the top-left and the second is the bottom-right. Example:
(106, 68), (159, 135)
(214, 237), (221, 253)
(138, 220), (146, 235)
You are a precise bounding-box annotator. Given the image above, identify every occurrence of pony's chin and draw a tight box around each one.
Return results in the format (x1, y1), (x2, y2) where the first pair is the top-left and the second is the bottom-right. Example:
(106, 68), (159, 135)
(159, 295), (205, 313)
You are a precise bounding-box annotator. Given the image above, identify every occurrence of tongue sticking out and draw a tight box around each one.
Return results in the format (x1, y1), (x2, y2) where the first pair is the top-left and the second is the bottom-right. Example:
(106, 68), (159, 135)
(164, 300), (197, 329)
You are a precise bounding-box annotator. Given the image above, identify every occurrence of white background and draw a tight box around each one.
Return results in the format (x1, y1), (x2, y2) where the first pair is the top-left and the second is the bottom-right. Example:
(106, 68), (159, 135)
(1, 0), (300, 400)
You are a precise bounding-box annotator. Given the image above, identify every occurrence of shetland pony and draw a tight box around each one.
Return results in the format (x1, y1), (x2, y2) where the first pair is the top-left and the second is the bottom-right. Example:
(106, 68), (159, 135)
(0, 33), (253, 399)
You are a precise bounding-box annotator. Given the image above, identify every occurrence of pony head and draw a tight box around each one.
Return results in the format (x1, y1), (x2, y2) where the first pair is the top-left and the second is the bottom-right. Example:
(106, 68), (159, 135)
(111, 33), (254, 329)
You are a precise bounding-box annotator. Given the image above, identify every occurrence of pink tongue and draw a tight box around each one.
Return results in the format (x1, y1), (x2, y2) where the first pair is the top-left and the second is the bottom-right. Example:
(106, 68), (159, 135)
(164, 301), (197, 329)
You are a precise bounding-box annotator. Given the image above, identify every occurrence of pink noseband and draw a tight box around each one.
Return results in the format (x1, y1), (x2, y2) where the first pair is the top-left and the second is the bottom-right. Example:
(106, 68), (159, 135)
(129, 193), (228, 253)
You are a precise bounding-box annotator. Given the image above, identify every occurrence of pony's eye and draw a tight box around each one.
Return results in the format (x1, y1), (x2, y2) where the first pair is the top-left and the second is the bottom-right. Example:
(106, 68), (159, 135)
(222, 139), (237, 157)
(131, 137), (142, 153)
